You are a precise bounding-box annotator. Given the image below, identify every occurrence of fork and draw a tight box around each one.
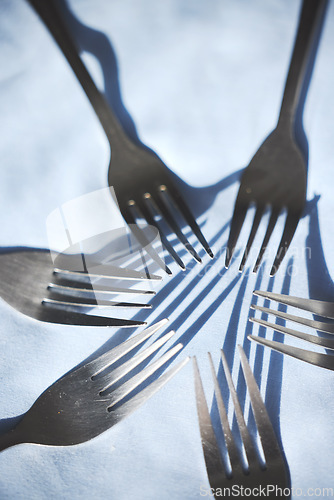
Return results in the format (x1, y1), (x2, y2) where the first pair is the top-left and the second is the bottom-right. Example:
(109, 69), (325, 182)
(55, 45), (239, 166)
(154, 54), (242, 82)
(248, 290), (334, 371)
(27, 0), (213, 274)
(0, 247), (161, 327)
(225, 0), (328, 276)
(0, 319), (189, 451)
(193, 347), (289, 498)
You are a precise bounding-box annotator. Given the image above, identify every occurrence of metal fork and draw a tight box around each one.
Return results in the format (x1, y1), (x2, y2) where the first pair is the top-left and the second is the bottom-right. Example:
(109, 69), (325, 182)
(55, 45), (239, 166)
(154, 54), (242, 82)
(249, 290), (334, 371)
(0, 319), (189, 451)
(0, 247), (161, 327)
(27, 0), (213, 274)
(225, 0), (328, 276)
(193, 347), (289, 498)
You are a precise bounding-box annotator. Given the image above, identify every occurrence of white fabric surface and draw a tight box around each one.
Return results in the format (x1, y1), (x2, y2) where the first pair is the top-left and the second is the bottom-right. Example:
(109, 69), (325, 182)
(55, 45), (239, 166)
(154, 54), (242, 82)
(0, 0), (334, 498)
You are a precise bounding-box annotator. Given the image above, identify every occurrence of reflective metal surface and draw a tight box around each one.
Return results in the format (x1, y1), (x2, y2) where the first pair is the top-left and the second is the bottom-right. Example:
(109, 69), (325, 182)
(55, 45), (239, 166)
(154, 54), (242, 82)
(0, 319), (189, 451)
(0, 247), (160, 327)
(27, 0), (213, 273)
(193, 347), (290, 499)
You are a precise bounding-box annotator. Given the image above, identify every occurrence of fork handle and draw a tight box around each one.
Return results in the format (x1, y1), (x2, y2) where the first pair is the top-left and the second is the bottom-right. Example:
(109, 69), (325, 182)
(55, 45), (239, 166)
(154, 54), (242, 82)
(27, 0), (131, 149)
(0, 427), (23, 452)
(278, 0), (328, 127)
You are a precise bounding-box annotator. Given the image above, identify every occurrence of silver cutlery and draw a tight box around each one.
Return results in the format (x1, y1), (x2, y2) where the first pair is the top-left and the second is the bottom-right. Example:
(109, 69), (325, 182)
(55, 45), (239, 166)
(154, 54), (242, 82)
(249, 290), (334, 370)
(225, 0), (328, 275)
(251, 290), (334, 334)
(193, 347), (289, 498)
(27, 0), (213, 274)
(0, 247), (161, 327)
(0, 319), (189, 451)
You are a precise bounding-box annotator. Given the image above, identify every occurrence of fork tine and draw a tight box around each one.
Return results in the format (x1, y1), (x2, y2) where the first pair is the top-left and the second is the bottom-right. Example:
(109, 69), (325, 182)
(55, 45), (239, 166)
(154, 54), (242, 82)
(89, 319), (169, 376)
(148, 192), (202, 263)
(109, 356), (190, 424)
(43, 293), (151, 309)
(107, 343), (183, 409)
(253, 290), (334, 319)
(136, 197), (187, 270)
(39, 308), (146, 327)
(220, 349), (259, 469)
(253, 208), (279, 273)
(225, 202), (249, 268)
(54, 265), (162, 281)
(251, 304), (334, 335)
(239, 206), (264, 272)
(250, 317), (334, 350)
(248, 335), (334, 371)
(121, 204), (172, 275)
(162, 185), (214, 258)
(207, 353), (241, 474)
(193, 357), (227, 486)
(99, 329), (177, 392)
(49, 279), (155, 296)
(238, 345), (286, 463)
(270, 210), (302, 275)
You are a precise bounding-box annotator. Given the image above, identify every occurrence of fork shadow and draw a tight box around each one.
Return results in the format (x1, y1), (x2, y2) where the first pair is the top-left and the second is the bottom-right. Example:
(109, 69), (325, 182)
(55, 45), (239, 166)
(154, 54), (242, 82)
(0, 164), (244, 438)
(203, 196), (329, 481)
(56, 0), (140, 146)
(303, 196), (334, 353)
(79, 217), (241, 363)
(305, 196), (334, 300)
(0, 216), (242, 437)
(206, 258), (293, 476)
(54, 0), (243, 221)
(292, 0), (329, 168)
(55, 0), (328, 410)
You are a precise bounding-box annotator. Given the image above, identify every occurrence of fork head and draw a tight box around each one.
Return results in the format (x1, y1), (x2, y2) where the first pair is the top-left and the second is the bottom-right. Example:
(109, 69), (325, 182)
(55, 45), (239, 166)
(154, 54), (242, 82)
(0, 247), (160, 327)
(193, 347), (290, 497)
(108, 143), (213, 274)
(2, 320), (190, 449)
(226, 127), (306, 275)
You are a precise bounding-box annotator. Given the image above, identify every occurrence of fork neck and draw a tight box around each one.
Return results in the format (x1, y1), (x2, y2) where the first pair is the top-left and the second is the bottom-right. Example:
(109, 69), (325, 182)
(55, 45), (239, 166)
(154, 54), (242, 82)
(277, 0), (327, 130)
(28, 0), (132, 150)
(0, 427), (24, 452)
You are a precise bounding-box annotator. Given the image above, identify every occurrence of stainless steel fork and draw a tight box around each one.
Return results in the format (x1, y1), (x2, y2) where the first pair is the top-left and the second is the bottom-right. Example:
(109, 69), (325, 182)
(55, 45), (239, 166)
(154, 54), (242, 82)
(193, 347), (289, 499)
(251, 290), (334, 334)
(225, 0), (328, 276)
(249, 290), (334, 371)
(27, 0), (213, 274)
(0, 319), (189, 451)
(0, 247), (161, 327)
